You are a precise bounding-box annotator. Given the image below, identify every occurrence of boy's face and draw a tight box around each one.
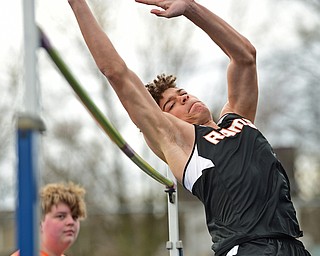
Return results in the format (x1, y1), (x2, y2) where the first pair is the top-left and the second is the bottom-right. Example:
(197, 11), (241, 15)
(159, 87), (212, 125)
(41, 202), (80, 253)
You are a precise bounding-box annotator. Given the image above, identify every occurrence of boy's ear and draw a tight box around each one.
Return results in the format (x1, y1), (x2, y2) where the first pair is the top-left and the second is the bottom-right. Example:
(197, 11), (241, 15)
(40, 220), (43, 232)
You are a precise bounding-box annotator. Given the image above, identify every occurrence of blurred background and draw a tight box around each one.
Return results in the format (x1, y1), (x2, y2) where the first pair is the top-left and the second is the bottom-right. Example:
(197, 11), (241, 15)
(0, 0), (319, 255)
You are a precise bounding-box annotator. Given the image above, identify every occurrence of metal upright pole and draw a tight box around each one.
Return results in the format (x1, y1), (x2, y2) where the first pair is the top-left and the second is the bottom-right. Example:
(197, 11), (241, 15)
(166, 169), (183, 256)
(16, 0), (44, 255)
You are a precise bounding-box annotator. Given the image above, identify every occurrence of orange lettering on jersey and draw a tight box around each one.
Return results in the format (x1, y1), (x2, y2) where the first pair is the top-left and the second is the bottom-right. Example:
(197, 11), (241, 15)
(237, 118), (257, 129)
(220, 128), (237, 137)
(229, 120), (244, 132)
(204, 130), (226, 144)
(203, 118), (257, 145)
(242, 118), (257, 129)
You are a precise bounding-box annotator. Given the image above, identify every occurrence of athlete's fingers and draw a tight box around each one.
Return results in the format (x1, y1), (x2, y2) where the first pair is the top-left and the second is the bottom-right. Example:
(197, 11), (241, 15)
(136, 0), (186, 18)
(150, 9), (166, 16)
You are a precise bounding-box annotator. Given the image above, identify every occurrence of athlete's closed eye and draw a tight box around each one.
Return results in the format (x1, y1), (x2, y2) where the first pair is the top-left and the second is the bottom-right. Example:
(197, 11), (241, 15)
(163, 89), (188, 112)
(168, 101), (175, 110)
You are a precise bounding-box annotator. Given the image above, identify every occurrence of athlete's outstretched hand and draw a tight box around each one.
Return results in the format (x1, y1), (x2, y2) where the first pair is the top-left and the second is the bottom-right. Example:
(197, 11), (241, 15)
(135, 0), (193, 18)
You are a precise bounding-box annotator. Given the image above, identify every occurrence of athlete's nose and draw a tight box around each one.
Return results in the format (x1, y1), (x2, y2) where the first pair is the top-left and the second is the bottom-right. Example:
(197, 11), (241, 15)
(179, 94), (189, 104)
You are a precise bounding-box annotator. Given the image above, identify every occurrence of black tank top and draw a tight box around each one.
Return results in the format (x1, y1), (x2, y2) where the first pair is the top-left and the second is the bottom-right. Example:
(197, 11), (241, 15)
(182, 113), (303, 255)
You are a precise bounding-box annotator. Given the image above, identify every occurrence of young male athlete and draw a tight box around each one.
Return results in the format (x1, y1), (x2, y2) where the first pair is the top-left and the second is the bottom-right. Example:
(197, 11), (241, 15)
(67, 0), (311, 255)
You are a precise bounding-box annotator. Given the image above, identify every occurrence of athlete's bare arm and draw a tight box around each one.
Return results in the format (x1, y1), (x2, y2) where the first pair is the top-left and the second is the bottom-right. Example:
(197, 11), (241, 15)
(184, 3), (258, 122)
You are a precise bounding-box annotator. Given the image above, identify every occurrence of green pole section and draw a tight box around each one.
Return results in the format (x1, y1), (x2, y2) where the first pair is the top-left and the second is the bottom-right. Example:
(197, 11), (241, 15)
(40, 28), (174, 189)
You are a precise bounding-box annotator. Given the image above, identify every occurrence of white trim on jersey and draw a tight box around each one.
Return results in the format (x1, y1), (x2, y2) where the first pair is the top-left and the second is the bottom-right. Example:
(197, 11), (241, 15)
(226, 245), (239, 256)
(184, 145), (215, 192)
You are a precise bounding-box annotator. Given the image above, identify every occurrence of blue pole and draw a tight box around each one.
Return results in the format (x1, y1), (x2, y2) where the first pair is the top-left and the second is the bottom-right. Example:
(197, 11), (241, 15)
(16, 125), (41, 256)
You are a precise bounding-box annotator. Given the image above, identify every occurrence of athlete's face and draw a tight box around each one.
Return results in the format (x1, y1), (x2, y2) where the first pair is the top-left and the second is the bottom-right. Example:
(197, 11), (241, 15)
(41, 202), (80, 254)
(159, 87), (212, 125)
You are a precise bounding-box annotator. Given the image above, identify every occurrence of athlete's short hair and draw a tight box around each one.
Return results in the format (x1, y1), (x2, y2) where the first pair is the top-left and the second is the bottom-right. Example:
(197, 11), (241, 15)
(145, 74), (177, 105)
